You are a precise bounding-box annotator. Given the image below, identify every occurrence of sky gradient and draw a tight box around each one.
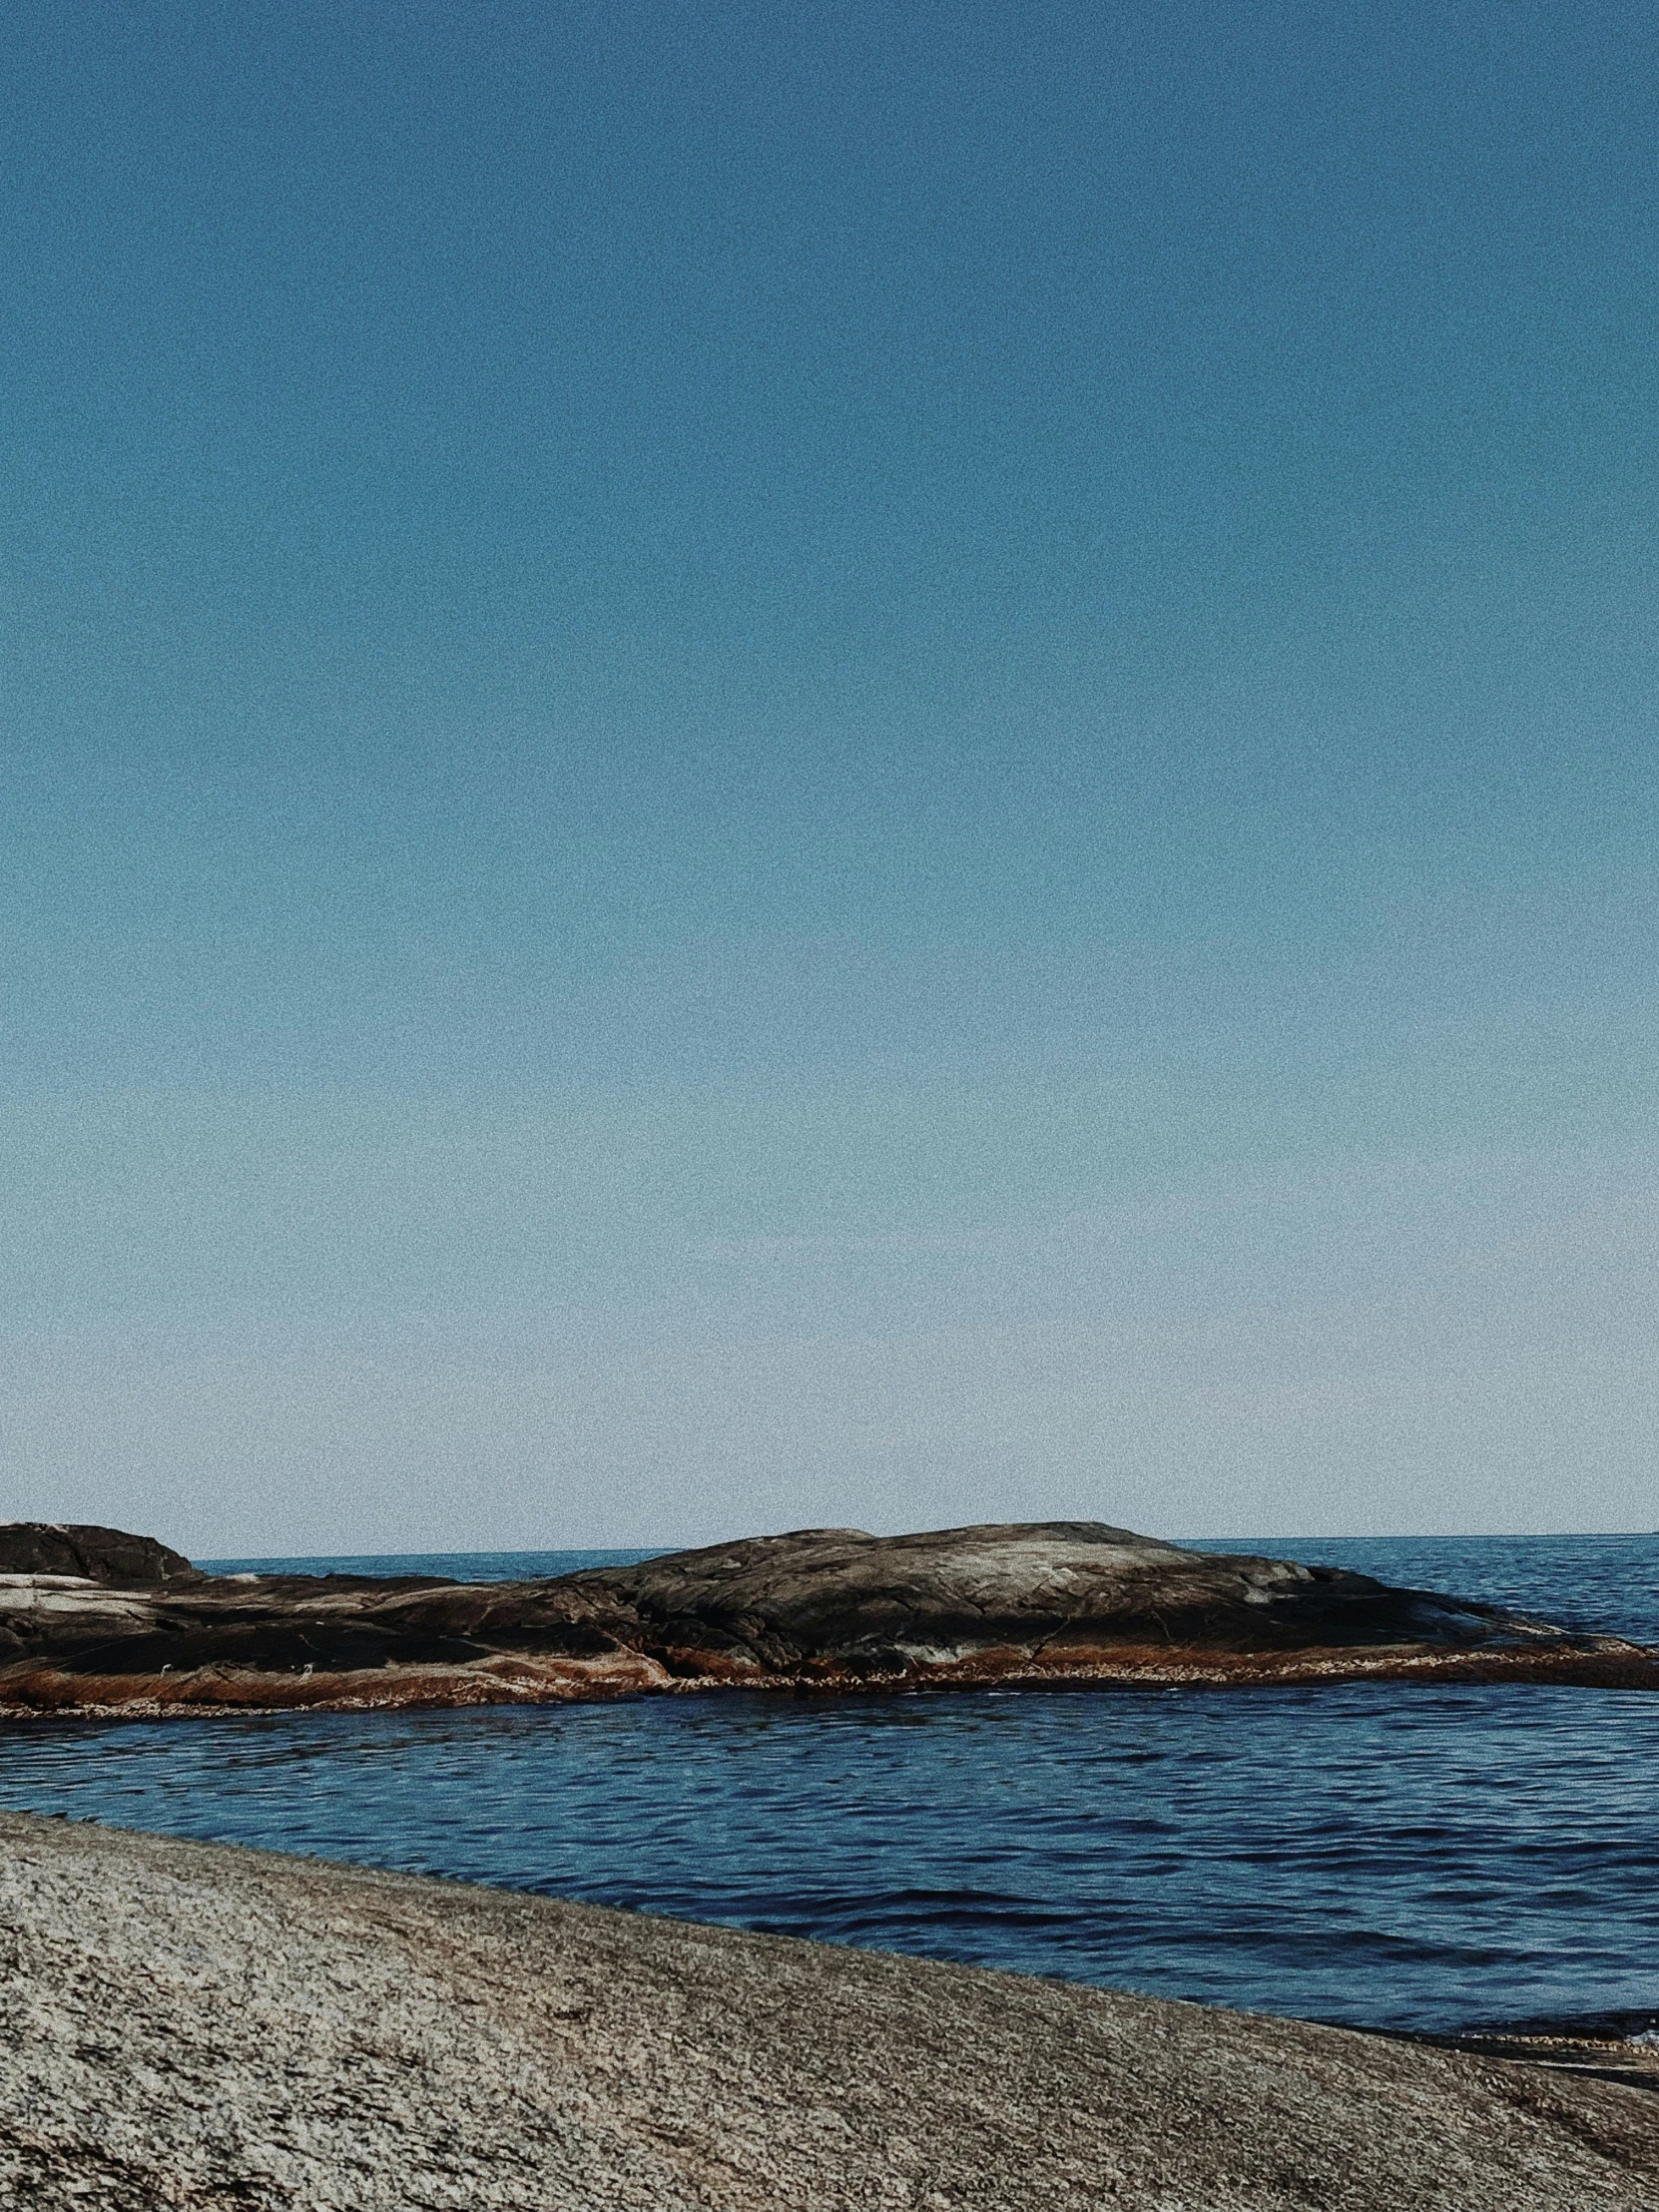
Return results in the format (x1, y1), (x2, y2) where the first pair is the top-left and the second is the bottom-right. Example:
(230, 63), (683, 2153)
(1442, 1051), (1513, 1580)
(3, 2), (1656, 1551)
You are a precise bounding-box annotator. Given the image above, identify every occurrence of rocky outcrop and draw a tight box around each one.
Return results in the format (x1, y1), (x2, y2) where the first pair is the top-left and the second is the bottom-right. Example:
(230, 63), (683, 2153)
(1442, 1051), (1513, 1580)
(535, 1521), (1587, 1675)
(0, 1522), (199, 1587)
(2, 1812), (1656, 2210)
(1, 1519), (1654, 1714)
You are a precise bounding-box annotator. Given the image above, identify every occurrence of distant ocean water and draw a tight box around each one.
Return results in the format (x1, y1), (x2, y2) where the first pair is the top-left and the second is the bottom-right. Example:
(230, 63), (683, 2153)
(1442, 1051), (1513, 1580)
(3, 1534), (1655, 2037)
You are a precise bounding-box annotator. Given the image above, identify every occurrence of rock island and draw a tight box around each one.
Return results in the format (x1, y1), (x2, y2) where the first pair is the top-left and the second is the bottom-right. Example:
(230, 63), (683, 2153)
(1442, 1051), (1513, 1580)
(3, 1518), (1654, 1715)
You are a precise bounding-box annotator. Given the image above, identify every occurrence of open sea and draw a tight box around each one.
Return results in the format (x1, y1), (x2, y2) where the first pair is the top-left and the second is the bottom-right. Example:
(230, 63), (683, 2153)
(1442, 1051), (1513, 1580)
(2, 1534), (1655, 2039)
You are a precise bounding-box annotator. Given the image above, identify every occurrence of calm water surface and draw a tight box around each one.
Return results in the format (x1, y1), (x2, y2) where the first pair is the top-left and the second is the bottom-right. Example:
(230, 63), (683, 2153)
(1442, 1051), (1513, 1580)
(2, 1535), (1655, 2037)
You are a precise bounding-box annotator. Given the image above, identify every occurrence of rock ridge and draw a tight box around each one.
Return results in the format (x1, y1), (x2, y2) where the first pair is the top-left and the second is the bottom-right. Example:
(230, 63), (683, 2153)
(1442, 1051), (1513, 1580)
(2, 1517), (1654, 1715)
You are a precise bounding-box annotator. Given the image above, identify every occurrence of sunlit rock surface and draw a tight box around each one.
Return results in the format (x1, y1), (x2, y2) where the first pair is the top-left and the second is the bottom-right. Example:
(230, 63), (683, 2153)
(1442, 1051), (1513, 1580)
(2, 1813), (1655, 2211)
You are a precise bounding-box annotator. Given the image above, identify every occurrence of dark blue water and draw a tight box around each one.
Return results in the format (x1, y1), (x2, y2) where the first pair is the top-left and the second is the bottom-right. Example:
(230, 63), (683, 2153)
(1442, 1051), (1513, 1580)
(3, 1535), (1656, 2036)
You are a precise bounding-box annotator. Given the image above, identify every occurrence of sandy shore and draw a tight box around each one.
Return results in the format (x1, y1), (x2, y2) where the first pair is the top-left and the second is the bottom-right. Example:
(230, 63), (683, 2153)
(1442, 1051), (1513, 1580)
(1, 1812), (1655, 2210)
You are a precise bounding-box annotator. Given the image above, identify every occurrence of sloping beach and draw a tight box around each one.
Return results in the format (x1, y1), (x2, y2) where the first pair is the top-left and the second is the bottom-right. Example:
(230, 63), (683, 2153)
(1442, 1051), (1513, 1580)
(2, 1811), (1655, 2211)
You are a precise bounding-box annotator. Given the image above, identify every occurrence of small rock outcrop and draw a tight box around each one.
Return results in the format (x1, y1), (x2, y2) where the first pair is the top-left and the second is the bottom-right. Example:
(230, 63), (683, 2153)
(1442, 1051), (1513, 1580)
(0, 1521), (201, 1587)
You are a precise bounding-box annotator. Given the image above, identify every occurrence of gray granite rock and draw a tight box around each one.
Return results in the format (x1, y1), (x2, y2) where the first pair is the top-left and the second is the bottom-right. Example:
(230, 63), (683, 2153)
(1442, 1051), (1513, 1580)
(1, 1812), (1655, 2211)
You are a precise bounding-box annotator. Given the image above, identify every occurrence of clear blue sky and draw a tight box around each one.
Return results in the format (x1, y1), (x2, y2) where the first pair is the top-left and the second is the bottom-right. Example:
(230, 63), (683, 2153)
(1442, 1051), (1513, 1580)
(4, 2), (1655, 1550)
